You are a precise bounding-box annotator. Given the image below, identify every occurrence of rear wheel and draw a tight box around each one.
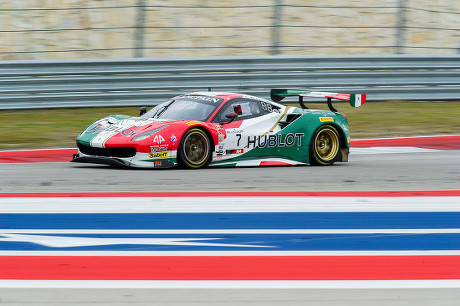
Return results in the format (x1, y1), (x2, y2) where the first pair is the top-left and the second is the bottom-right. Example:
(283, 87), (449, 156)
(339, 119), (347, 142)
(309, 125), (341, 166)
(177, 128), (212, 169)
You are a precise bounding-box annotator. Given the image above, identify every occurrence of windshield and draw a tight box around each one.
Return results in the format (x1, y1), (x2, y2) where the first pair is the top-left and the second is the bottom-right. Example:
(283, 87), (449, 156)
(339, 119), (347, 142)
(142, 96), (223, 121)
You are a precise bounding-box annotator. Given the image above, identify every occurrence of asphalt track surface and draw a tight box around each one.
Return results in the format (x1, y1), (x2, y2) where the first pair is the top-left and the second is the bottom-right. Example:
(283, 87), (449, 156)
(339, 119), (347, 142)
(1, 139), (460, 305)
(0, 149), (459, 192)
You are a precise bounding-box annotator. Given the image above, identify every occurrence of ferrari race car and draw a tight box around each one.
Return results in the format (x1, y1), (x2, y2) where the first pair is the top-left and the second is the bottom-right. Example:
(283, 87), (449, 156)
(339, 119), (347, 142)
(72, 89), (366, 168)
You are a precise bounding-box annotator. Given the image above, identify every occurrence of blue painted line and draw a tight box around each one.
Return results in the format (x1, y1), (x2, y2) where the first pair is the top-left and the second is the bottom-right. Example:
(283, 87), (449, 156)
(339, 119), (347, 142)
(0, 233), (459, 251)
(1, 212), (460, 229)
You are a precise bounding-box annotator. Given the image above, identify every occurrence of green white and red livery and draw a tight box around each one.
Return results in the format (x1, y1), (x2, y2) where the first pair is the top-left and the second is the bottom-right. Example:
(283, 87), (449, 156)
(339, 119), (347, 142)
(72, 89), (366, 168)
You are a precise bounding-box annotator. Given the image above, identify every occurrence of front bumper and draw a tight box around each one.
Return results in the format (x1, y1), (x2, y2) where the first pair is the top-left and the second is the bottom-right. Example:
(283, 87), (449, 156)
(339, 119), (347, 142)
(71, 154), (130, 167)
(71, 153), (176, 168)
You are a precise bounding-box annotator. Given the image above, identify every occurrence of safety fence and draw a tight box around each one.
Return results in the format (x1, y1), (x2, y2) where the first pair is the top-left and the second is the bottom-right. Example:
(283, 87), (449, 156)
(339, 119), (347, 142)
(3, 1), (460, 60)
(1, 55), (460, 109)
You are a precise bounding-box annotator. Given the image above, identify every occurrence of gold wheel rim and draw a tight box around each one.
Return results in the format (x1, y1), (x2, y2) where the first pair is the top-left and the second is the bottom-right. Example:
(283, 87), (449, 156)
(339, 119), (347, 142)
(314, 128), (339, 161)
(183, 131), (209, 166)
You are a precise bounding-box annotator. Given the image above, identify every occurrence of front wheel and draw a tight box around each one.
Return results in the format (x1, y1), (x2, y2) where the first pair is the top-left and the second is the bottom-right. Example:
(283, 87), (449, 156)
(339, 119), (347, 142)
(177, 128), (212, 169)
(309, 125), (341, 166)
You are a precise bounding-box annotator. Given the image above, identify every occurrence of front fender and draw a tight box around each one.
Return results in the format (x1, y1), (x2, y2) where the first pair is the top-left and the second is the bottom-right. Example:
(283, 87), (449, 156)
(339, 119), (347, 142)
(170, 122), (220, 151)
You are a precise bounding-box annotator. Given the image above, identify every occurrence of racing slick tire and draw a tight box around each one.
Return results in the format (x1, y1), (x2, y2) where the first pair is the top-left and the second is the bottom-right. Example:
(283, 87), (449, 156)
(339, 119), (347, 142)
(309, 125), (341, 166)
(177, 128), (212, 169)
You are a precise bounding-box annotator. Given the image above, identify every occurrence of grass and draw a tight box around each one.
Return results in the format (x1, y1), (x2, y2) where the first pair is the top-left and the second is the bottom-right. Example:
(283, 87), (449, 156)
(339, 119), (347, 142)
(0, 101), (459, 150)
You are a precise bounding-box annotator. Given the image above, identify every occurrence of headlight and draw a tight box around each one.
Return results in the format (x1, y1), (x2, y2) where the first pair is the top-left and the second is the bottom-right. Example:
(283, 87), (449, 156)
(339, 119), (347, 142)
(132, 125), (170, 141)
(82, 121), (104, 135)
(82, 117), (115, 135)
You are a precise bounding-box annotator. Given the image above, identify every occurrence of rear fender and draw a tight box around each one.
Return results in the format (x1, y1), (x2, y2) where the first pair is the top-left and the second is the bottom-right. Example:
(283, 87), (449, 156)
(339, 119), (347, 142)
(291, 112), (349, 164)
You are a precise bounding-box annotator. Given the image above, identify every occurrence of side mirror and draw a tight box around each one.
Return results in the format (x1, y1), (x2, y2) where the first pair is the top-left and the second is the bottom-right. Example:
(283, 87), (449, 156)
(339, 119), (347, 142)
(139, 106), (147, 116)
(223, 113), (238, 124)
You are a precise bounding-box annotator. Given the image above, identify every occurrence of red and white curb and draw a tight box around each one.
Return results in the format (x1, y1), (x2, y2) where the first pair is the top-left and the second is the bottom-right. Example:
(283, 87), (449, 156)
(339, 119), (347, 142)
(0, 191), (459, 288)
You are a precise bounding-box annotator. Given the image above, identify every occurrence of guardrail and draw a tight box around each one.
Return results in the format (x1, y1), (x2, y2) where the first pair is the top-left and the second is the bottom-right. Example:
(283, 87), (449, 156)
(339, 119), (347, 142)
(1, 55), (460, 110)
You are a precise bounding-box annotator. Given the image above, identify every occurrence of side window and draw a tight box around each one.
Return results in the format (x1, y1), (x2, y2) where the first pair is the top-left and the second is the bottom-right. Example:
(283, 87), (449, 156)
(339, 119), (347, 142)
(217, 99), (263, 122)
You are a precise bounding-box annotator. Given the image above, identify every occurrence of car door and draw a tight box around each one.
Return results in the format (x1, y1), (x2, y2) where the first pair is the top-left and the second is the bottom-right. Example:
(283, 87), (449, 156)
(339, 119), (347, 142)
(211, 98), (284, 161)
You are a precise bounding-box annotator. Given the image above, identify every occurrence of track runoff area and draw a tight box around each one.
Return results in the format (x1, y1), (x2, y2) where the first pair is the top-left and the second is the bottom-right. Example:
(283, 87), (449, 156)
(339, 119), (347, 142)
(0, 135), (459, 289)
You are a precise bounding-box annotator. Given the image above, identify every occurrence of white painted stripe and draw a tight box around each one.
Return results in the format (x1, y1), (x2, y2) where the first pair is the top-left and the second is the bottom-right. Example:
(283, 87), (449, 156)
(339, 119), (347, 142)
(0, 279), (459, 289)
(1, 229), (460, 234)
(353, 134), (458, 141)
(1, 250), (460, 256)
(1, 196), (459, 213)
(351, 147), (437, 154)
(212, 157), (307, 167)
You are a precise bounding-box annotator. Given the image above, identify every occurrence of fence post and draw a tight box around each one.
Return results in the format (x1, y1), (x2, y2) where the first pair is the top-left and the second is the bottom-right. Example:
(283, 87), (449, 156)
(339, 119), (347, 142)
(271, 0), (283, 55)
(396, 0), (407, 54)
(134, 0), (146, 58)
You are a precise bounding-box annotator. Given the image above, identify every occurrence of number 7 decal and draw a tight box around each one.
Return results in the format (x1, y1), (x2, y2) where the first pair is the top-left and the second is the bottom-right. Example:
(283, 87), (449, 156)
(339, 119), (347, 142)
(236, 133), (242, 146)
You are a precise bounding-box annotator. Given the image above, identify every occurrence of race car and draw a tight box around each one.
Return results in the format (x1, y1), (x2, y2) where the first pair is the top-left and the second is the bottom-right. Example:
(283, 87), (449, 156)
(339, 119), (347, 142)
(72, 89), (366, 168)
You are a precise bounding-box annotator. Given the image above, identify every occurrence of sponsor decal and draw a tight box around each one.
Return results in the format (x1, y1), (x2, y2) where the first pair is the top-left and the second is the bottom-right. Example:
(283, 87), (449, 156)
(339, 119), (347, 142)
(153, 135), (165, 144)
(186, 121), (202, 126)
(132, 119), (152, 127)
(312, 111), (332, 116)
(171, 135), (177, 142)
(319, 117), (334, 122)
(218, 131), (225, 142)
(150, 146), (168, 153)
(104, 125), (125, 133)
(226, 129), (243, 134)
(238, 133), (304, 148)
(148, 152), (169, 159)
(226, 149), (244, 154)
(121, 129), (137, 136)
(216, 145), (225, 156)
(182, 95), (222, 104)
(154, 161), (162, 167)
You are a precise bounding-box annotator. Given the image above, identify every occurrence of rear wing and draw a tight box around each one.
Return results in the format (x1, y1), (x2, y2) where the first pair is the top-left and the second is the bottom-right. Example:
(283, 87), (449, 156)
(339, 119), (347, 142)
(270, 89), (366, 112)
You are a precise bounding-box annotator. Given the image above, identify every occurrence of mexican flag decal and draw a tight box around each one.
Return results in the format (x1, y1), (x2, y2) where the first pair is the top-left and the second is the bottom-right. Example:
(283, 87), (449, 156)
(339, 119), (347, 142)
(349, 94), (366, 107)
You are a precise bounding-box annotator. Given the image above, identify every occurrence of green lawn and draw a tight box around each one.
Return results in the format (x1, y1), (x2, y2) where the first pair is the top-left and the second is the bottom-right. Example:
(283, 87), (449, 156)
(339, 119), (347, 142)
(0, 101), (459, 150)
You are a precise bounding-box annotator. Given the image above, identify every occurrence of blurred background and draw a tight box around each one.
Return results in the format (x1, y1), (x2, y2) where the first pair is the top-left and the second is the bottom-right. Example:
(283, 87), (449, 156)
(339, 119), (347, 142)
(1, 0), (460, 60)
(1, 0), (460, 150)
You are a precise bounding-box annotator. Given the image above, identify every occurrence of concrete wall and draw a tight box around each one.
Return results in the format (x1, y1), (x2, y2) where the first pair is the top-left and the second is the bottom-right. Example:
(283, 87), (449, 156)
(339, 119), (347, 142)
(1, 0), (459, 60)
